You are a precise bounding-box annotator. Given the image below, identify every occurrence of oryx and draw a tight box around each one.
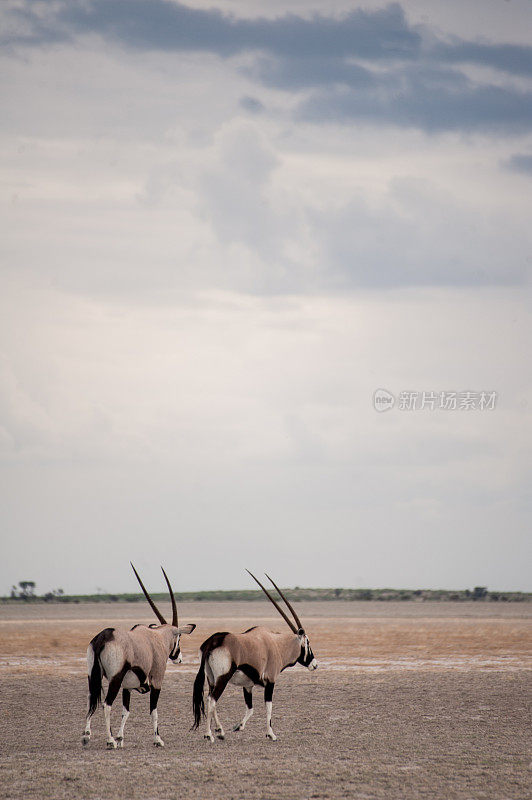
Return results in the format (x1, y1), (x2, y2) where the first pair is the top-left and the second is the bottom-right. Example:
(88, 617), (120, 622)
(82, 563), (196, 749)
(192, 571), (317, 741)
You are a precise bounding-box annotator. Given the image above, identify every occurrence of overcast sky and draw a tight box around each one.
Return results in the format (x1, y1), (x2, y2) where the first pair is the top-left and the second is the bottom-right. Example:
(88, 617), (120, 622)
(1, 0), (531, 595)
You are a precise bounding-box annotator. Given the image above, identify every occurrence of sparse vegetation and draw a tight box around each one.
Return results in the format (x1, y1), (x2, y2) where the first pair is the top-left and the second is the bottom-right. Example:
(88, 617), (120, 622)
(10, 581), (36, 599)
(1, 585), (530, 603)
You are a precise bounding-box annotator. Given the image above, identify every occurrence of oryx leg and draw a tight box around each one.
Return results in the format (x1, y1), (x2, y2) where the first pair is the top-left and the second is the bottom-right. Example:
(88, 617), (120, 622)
(233, 688), (253, 732)
(103, 669), (127, 749)
(150, 687), (164, 747)
(205, 668), (234, 742)
(213, 706), (225, 740)
(115, 689), (130, 748)
(265, 682), (276, 740)
(82, 683), (93, 745)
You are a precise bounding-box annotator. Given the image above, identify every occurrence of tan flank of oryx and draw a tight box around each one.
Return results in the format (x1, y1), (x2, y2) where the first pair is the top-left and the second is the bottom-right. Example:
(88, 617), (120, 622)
(82, 564), (195, 749)
(192, 571), (317, 741)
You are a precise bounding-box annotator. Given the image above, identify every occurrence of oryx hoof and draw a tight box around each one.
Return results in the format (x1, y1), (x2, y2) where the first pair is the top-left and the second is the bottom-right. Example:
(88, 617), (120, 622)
(216, 732), (225, 740)
(82, 734), (90, 746)
(106, 739), (117, 750)
(204, 733), (215, 742)
(116, 736), (124, 748)
(233, 724), (243, 732)
(266, 732), (277, 741)
(153, 739), (165, 748)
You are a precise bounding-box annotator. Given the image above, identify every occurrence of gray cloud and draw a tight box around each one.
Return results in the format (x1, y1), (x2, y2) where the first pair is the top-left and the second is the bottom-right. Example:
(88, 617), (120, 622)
(248, 54), (376, 91)
(239, 95), (265, 114)
(298, 74), (532, 134)
(436, 40), (532, 78)
(3, 1), (531, 136)
(504, 153), (532, 175)
(6, 1), (420, 60)
(310, 178), (529, 289)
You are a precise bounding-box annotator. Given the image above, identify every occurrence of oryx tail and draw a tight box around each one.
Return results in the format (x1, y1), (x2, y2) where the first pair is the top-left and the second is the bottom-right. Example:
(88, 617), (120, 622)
(87, 628), (114, 717)
(192, 651), (206, 729)
(192, 631), (229, 729)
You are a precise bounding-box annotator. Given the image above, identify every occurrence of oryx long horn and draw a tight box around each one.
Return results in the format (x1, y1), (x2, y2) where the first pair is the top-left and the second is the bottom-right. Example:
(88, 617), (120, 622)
(246, 569), (297, 633)
(265, 573), (303, 631)
(161, 566), (178, 627)
(130, 562), (167, 625)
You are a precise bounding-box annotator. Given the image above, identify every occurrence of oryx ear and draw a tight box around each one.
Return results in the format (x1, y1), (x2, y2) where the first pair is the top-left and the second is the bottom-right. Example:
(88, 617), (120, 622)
(176, 623), (196, 635)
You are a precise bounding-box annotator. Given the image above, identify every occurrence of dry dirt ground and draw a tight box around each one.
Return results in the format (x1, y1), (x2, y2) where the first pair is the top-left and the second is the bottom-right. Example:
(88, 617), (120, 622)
(0, 601), (530, 800)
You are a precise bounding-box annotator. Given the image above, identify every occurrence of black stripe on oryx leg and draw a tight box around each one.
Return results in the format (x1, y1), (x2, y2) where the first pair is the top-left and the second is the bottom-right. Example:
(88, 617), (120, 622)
(212, 666), (237, 702)
(105, 665), (129, 707)
(129, 667), (150, 694)
(264, 681), (276, 740)
(150, 687), (161, 713)
(239, 664), (264, 687)
(131, 666), (149, 693)
(132, 666), (147, 682)
(122, 689), (130, 712)
(243, 688), (253, 709)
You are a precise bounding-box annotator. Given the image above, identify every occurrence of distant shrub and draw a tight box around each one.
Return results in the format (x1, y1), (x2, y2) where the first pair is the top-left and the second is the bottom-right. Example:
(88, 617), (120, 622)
(353, 589), (373, 601)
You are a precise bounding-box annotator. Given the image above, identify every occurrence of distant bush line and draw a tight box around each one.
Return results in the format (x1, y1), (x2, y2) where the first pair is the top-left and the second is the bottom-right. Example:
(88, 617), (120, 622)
(1, 586), (530, 604)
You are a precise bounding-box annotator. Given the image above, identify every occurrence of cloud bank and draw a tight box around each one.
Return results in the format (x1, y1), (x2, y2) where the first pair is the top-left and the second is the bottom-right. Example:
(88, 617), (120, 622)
(4, 0), (532, 136)
(0, 1), (530, 593)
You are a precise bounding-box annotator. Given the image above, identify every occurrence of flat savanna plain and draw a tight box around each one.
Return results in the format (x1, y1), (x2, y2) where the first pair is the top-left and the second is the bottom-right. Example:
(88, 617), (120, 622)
(0, 602), (530, 800)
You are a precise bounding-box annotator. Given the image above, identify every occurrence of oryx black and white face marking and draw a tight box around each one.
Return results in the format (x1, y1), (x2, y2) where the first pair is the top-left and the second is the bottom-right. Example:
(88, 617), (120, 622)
(169, 631), (182, 662)
(297, 632), (318, 671)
